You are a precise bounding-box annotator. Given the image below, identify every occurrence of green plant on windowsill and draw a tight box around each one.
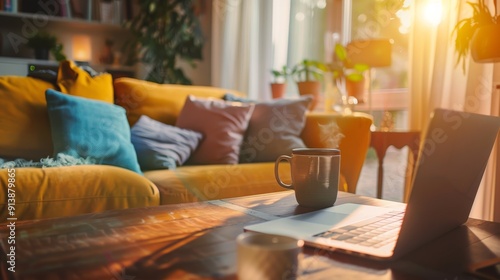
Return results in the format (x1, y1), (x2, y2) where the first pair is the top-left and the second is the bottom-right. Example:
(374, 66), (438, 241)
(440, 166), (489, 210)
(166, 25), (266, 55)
(330, 43), (369, 86)
(453, 0), (499, 72)
(270, 66), (290, 99)
(271, 65), (290, 84)
(291, 59), (328, 110)
(291, 59), (327, 83)
(330, 43), (369, 102)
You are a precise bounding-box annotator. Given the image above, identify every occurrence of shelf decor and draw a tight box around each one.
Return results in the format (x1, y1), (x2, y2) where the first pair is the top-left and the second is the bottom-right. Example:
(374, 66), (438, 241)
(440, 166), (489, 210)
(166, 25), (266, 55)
(124, 0), (204, 84)
(26, 32), (66, 61)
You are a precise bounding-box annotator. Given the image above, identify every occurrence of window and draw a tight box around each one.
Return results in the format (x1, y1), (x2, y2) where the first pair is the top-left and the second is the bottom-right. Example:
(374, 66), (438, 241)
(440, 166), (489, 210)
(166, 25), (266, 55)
(348, 0), (410, 129)
(272, 0), (411, 128)
(350, 0), (410, 91)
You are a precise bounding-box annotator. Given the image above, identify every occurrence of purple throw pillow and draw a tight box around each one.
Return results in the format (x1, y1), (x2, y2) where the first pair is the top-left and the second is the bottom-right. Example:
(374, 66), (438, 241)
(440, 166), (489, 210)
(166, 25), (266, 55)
(175, 95), (254, 165)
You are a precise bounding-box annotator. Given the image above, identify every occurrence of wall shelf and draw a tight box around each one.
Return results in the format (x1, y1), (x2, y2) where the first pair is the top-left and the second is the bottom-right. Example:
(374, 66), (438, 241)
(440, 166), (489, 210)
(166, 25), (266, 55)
(0, 56), (135, 77)
(0, 10), (125, 32)
(0, 6), (134, 76)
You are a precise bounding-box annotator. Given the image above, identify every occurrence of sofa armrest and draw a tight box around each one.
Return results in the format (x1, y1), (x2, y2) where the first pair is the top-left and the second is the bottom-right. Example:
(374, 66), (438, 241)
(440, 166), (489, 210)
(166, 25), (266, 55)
(0, 165), (160, 221)
(301, 112), (373, 193)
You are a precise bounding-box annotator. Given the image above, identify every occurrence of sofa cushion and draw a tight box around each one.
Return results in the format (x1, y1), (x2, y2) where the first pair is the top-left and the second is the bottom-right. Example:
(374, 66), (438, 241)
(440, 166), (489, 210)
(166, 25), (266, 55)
(144, 162), (286, 204)
(176, 96), (254, 165)
(131, 115), (203, 170)
(45, 89), (142, 174)
(0, 165), (159, 221)
(113, 77), (244, 127)
(57, 60), (114, 103)
(223, 94), (312, 162)
(0, 76), (55, 160)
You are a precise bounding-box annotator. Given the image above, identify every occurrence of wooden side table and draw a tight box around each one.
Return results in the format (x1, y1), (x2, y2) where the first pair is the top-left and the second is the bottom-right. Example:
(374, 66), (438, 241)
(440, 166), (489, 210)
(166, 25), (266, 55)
(370, 131), (421, 202)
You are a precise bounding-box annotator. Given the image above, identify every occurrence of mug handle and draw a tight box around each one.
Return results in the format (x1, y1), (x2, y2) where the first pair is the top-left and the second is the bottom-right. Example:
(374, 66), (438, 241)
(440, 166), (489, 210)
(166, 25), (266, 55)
(275, 155), (293, 190)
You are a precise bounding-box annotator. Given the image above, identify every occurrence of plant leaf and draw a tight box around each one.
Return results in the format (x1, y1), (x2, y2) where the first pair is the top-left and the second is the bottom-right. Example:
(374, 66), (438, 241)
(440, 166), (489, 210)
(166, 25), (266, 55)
(334, 44), (348, 61)
(347, 73), (364, 82)
(353, 63), (370, 72)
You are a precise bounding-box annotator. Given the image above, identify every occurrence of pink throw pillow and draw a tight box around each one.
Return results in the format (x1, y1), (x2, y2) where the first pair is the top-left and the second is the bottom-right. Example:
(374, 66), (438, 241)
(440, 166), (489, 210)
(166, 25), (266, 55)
(176, 96), (255, 164)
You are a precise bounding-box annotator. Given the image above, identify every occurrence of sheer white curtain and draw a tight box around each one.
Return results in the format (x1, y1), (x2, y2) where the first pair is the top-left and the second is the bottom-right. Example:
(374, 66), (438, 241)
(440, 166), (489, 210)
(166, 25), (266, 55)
(211, 0), (274, 100)
(285, 0), (328, 97)
(211, 0), (328, 100)
(409, 0), (499, 221)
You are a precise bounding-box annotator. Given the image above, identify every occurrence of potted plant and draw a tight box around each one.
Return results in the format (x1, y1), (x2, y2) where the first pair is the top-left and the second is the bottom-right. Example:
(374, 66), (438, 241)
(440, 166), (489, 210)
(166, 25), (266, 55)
(50, 43), (67, 62)
(27, 32), (66, 61)
(270, 66), (289, 99)
(330, 43), (369, 103)
(123, 0), (204, 84)
(291, 59), (327, 110)
(453, 0), (499, 72)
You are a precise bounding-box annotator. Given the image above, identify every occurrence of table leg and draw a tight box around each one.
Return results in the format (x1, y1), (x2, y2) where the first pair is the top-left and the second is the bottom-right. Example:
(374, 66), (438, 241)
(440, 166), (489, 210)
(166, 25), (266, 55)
(377, 157), (384, 199)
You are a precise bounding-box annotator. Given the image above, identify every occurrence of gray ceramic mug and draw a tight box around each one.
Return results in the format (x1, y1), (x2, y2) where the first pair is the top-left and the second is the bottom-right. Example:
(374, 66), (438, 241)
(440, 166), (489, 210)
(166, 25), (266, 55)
(275, 148), (340, 208)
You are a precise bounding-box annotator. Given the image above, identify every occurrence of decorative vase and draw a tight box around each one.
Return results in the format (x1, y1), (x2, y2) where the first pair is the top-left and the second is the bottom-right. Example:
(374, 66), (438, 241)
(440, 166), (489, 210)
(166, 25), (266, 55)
(346, 77), (365, 103)
(270, 83), (286, 99)
(297, 81), (321, 110)
(470, 23), (500, 63)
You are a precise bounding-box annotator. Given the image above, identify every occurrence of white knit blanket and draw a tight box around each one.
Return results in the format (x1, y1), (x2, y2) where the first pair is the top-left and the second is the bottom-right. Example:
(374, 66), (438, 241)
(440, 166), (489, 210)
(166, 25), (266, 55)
(0, 153), (96, 169)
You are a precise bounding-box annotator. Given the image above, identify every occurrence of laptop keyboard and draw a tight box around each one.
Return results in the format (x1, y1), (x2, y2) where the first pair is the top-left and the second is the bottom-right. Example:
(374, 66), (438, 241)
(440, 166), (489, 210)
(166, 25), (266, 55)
(313, 210), (404, 248)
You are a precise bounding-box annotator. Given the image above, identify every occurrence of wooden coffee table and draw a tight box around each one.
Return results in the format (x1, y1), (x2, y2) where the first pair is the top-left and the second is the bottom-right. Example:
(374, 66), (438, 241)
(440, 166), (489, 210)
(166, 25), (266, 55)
(1, 191), (500, 279)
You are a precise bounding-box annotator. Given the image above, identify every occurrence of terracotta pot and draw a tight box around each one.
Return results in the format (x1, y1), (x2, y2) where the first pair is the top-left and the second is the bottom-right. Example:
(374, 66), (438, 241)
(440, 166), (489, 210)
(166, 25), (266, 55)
(470, 23), (500, 63)
(297, 81), (321, 110)
(346, 77), (365, 103)
(270, 83), (286, 99)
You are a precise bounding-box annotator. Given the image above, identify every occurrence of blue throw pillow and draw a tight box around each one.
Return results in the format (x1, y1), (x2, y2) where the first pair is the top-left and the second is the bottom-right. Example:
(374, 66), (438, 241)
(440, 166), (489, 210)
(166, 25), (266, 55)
(45, 89), (142, 174)
(131, 115), (203, 170)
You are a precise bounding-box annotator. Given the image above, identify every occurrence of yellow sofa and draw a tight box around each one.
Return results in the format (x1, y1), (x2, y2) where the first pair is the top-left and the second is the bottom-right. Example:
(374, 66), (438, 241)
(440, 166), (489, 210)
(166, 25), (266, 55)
(0, 70), (372, 221)
(144, 111), (372, 205)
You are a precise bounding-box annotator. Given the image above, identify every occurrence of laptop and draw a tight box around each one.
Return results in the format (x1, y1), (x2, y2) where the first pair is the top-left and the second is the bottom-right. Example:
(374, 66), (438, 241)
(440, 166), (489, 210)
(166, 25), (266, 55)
(244, 108), (500, 260)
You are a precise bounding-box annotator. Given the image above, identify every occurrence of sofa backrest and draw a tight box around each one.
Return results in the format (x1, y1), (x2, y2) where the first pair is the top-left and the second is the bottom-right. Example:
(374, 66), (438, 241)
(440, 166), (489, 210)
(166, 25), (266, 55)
(114, 77), (244, 126)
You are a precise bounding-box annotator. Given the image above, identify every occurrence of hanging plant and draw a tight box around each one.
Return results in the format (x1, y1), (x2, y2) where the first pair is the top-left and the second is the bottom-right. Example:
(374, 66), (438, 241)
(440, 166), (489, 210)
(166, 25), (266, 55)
(124, 0), (204, 84)
(453, 0), (498, 72)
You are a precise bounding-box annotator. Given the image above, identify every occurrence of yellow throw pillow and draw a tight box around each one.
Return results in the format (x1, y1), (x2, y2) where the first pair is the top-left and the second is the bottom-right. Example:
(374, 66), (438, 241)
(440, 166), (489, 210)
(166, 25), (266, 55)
(114, 77), (244, 126)
(57, 60), (114, 103)
(0, 76), (55, 159)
